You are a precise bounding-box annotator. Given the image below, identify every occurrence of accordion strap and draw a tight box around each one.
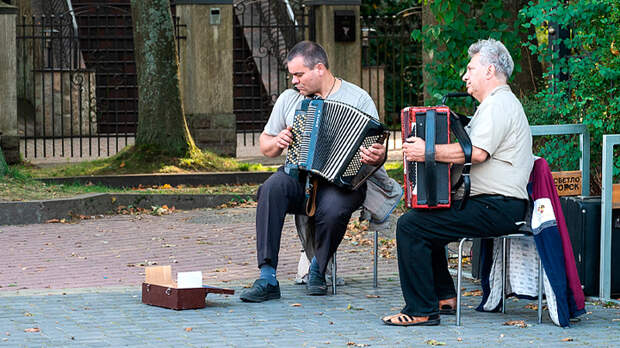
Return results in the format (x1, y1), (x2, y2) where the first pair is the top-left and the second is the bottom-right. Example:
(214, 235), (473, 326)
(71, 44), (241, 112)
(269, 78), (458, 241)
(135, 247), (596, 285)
(449, 110), (472, 210)
(424, 109), (438, 207)
(304, 175), (319, 217)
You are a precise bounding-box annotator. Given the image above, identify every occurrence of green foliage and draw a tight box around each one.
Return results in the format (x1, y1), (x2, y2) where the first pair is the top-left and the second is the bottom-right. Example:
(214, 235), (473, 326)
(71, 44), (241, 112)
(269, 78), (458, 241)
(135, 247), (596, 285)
(521, 0), (620, 189)
(0, 147), (27, 180)
(361, 0), (419, 16)
(412, 0), (619, 191)
(0, 146), (7, 177)
(412, 1), (524, 104)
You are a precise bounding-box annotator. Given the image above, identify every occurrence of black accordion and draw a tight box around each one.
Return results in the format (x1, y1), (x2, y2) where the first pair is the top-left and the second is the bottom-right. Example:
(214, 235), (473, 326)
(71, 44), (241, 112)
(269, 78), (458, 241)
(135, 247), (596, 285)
(401, 101), (473, 210)
(285, 98), (389, 190)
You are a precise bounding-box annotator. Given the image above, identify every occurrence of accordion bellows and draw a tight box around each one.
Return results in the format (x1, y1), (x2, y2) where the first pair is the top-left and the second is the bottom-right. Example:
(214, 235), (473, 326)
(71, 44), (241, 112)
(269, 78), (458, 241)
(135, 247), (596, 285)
(285, 98), (388, 190)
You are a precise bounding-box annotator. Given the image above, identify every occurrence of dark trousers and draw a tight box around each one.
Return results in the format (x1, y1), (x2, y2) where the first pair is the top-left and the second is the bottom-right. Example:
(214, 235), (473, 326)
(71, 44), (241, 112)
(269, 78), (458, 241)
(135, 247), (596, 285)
(256, 167), (365, 274)
(396, 195), (527, 317)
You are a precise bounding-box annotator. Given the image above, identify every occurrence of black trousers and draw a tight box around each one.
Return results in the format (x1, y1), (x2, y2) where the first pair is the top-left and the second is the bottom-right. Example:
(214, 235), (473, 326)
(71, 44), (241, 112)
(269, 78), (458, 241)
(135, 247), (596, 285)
(256, 167), (365, 274)
(396, 195), (527, 317)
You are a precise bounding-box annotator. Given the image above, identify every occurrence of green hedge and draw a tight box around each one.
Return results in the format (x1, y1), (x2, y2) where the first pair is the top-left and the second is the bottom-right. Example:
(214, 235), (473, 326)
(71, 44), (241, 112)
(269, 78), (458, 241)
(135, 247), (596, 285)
(410, 0), (619, 193)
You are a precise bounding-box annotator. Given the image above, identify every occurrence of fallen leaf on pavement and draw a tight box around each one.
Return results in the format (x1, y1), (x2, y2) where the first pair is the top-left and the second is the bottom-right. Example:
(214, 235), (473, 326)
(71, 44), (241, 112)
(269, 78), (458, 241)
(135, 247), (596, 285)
(463, 289), (483, 296)
(346, 304), (364, 311)
(24, 328), (40, 333)
(503, 320), (528, 328)
(425, 339), (445, 346)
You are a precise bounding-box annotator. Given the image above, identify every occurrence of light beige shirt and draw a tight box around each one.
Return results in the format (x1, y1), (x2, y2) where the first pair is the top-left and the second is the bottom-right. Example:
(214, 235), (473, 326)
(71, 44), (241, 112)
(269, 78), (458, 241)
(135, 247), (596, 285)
(463, 85), (534, 200)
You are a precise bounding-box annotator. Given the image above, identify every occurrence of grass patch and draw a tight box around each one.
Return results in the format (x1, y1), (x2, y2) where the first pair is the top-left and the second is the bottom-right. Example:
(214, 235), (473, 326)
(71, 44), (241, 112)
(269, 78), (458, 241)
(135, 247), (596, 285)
(0, 176), (102, 201)
(384, 161), (404, 185)
(0, 175), (259, 202)
(1, 155), (261, 202)
(17, 145), (272, 178)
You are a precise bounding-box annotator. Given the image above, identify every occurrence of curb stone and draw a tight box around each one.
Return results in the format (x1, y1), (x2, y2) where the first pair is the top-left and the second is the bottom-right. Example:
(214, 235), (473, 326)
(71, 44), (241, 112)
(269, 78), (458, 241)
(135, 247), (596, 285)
(34, 171), (273, 188)
(2, 172), (272, 226)
(0, 193), (257, 226)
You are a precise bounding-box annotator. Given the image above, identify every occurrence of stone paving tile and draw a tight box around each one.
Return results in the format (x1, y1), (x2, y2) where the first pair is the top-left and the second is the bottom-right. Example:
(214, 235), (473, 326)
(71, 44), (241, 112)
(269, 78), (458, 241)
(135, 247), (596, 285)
(0, 207), (394, 292)
(0, 207), (619, 347)
(1, 278), (618, 347)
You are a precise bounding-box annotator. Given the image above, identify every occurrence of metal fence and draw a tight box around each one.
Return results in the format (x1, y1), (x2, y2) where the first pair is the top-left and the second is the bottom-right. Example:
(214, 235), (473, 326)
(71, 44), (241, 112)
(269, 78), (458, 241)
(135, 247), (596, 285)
(232, 6), (423, 149)
(233, 0), (314, 146)
(16, 4), (185, 160)
(361, 9), (423, 149)
(16, 2), (421, 158)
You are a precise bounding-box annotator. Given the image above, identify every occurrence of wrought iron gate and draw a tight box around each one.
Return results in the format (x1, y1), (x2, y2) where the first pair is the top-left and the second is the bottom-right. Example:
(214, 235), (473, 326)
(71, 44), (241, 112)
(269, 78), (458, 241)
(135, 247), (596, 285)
(361, 8), (423, 147)
(16, 1), (184, 159)
(232, 2), (421, 149)
(233, 0), (314, 142)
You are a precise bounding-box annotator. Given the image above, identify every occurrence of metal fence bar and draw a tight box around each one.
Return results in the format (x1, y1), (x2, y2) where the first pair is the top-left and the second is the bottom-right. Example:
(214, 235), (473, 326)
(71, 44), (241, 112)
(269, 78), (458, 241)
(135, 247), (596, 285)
(232, 0), (311, 135)
(530, 124), (591, 196)
(599, 134), (620, 301)
(16, 9), (186, 160)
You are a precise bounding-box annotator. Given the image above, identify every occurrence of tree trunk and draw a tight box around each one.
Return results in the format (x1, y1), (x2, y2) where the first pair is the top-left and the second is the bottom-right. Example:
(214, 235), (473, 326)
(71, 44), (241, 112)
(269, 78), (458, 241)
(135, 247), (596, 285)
(130, 0), (196, 156)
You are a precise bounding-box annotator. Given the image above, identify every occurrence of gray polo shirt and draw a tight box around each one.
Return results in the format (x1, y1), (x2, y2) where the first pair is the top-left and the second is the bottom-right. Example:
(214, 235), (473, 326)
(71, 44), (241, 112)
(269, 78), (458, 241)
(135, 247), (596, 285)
(463, 85), (534, 200)
(263, 79), (379, 135)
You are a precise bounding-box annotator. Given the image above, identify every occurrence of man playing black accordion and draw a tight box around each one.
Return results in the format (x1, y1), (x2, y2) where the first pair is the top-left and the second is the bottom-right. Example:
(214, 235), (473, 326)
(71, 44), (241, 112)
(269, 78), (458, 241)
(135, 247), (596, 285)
(240, 41), (389, 302)
(382, 38), (534, 326)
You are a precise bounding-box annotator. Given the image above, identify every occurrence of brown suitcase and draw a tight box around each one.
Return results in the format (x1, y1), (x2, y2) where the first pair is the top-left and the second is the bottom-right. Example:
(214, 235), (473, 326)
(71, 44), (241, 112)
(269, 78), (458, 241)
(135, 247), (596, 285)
(141, 283), (234, 310)
(141, 266), (234, 310)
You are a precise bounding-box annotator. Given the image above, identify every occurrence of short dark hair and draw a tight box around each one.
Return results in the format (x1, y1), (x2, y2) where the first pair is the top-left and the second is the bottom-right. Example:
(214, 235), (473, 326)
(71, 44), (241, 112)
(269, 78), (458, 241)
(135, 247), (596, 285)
(286, 41), (329, 70)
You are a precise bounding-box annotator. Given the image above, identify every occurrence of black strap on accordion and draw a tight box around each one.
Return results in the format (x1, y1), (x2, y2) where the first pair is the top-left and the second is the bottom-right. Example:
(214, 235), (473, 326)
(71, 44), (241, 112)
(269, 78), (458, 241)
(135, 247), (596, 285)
(424, 109), (438, 207)
(449, 110), (472, 210)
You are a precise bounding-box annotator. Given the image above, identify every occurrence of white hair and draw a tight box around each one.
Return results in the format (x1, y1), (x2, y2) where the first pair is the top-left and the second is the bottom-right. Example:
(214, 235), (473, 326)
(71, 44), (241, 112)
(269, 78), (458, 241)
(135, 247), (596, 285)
(468, 38), (514, 80)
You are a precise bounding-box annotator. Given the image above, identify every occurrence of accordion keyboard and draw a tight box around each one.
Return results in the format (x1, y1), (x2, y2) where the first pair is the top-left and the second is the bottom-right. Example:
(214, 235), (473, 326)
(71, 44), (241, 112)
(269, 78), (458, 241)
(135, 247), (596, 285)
(285, 98), (387, 189)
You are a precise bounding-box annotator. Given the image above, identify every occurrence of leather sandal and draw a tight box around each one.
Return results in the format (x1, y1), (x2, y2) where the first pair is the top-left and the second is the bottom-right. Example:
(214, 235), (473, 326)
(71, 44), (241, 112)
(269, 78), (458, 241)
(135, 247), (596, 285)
(381, 313), (440, 326)
(439, 297), (456, 315)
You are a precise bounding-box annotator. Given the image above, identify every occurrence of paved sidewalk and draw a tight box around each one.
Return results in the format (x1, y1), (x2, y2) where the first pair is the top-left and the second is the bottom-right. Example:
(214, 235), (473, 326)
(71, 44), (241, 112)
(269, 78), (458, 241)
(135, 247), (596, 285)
(0, 207), (619, 347)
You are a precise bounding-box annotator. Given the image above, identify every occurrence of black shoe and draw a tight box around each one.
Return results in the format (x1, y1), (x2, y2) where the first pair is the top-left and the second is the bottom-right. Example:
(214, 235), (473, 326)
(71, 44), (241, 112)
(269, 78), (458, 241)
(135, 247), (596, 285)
(240, 279), (281, 302)
(306, 271), (327, 296)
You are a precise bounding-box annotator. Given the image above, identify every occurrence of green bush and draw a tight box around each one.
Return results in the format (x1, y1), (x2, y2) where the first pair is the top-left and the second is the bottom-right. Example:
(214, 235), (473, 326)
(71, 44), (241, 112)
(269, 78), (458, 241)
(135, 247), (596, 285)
(521, 0), (620, 192)
(410, 0), (619, 193)
(411, 1), (523, 105)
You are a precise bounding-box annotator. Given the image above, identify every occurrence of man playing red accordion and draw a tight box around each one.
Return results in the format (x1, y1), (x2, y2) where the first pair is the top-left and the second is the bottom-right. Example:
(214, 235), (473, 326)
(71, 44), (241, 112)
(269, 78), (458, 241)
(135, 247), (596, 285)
(382, 38), (534, 326)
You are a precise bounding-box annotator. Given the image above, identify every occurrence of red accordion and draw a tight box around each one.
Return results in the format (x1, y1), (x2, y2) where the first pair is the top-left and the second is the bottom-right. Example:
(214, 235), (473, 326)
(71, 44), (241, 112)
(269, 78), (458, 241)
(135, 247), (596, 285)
(401, 106), (452, 209)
